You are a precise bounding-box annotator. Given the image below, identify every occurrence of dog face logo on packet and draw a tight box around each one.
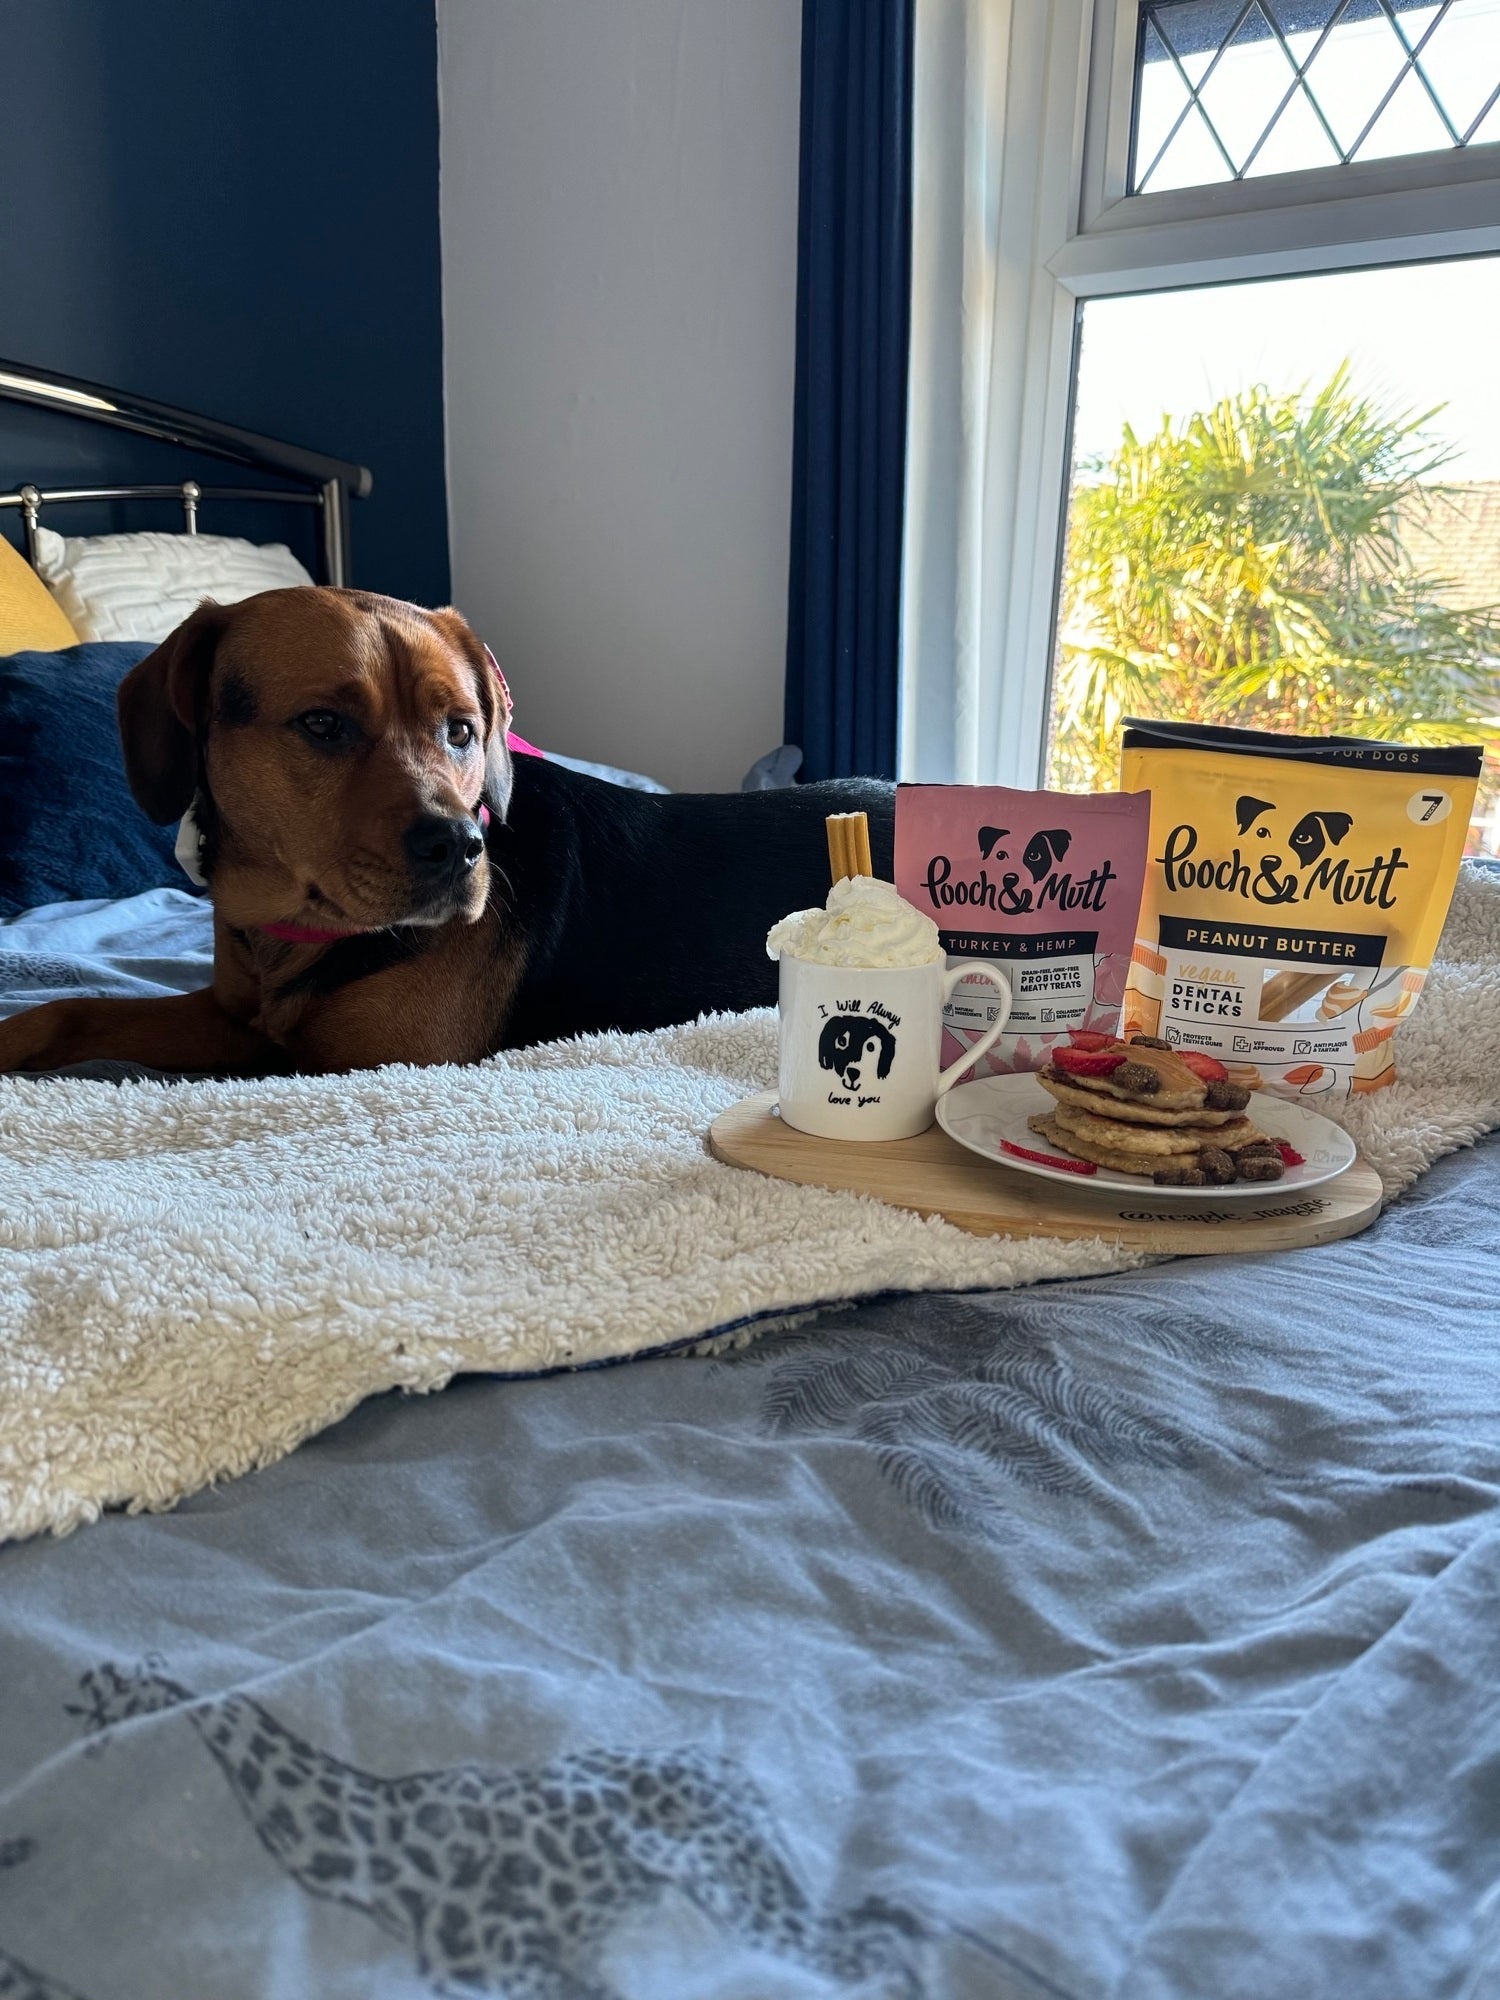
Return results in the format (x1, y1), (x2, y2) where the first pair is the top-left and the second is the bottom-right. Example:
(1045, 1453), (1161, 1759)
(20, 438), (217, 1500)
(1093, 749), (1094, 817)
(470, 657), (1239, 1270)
(894, 786), (1151, 1077)
(1120, 719), (1483, 1099)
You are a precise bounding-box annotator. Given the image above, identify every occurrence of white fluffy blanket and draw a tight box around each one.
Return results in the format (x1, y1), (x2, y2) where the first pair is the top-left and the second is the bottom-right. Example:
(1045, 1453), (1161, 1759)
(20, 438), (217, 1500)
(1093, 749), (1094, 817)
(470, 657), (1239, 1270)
(2, 866), (1497, 1543)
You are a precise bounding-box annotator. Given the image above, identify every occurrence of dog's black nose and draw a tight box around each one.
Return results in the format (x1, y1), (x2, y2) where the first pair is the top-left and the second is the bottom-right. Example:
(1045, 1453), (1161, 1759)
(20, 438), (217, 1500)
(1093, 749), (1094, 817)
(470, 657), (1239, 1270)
(404, 813), (485, 885)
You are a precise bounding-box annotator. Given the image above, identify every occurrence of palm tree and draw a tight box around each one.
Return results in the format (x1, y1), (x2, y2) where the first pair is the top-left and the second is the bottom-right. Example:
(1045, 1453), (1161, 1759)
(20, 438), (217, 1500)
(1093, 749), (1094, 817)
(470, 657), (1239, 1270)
(1050, 366), (1500, 794)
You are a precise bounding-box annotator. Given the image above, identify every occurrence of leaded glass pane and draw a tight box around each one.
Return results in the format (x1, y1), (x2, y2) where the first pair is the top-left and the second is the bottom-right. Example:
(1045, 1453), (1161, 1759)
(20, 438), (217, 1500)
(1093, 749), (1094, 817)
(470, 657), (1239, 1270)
(1305, 11), (1411, 155)
(1356, 58), (1457, 156)
(1420, 7), (1500, 126)
(1195, 8), (1301, 166)
(1247, 79), (1344, 170)
(1132, 0), (1500, 193)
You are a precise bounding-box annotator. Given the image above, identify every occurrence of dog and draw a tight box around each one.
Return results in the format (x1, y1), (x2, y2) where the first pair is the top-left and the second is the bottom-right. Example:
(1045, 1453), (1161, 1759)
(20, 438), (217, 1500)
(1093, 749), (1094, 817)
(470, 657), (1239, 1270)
(817, 1016), (897, 1094)
(0, 588), (893, 1076)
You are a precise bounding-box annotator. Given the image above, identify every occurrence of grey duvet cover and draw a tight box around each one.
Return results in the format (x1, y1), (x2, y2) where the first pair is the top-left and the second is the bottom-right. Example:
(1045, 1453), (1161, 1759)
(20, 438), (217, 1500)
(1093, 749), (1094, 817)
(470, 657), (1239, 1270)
(0, 895), (1496, 1999)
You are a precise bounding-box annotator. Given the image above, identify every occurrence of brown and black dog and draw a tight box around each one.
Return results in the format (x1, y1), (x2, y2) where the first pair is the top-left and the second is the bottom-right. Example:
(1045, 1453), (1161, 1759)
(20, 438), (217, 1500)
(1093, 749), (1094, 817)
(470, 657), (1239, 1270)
(0, 587), (893, 1076)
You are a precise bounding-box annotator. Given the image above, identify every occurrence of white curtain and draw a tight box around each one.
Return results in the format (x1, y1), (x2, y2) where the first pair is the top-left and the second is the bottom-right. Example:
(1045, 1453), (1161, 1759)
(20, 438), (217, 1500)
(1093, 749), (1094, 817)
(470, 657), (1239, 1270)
(898, 0), (1088, 786)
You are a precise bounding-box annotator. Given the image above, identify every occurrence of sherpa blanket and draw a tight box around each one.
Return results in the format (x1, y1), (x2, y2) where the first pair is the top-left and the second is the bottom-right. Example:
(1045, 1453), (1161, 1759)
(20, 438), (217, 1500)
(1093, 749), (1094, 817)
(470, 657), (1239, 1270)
(2, 866), (1497, 1542)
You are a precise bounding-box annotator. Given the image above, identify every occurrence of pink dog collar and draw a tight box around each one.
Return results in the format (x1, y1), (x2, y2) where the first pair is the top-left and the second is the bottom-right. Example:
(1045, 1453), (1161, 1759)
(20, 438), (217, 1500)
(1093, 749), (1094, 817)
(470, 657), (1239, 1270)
(487, 642), (542, 760)
(258, 919), (365, 945)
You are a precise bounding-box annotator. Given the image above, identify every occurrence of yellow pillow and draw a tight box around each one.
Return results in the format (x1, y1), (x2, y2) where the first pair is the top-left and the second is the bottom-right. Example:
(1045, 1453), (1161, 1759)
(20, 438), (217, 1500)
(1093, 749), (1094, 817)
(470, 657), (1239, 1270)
(0, 535), (79, 652)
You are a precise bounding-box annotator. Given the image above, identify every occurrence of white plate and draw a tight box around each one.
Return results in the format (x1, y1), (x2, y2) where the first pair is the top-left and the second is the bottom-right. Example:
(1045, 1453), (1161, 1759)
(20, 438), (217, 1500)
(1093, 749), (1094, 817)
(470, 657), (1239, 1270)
(936, 1072), (1358, 1199)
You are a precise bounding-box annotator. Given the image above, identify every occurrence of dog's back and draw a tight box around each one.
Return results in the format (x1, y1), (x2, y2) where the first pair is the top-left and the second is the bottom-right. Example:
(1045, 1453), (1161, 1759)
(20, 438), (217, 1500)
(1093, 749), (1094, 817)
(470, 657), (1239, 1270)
(497, 760), (895, 1046)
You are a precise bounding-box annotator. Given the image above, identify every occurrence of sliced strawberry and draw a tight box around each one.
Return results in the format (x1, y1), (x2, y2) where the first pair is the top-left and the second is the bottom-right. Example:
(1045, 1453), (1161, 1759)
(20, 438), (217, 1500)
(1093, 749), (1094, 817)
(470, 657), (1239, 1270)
(1178, 1050), (1229, 1084)
(1275, 1139), (1305, 1168)
(1001, 1140), (1097, 1175)
(1051, 1046), (1128, 1078)
(1066, 1030), (1114, 1052)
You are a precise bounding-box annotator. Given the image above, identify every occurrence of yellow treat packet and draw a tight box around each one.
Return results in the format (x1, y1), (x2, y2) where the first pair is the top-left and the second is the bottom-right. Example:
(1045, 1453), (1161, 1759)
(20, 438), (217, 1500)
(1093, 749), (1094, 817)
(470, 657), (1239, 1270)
(1120, 720), (1483, 1099)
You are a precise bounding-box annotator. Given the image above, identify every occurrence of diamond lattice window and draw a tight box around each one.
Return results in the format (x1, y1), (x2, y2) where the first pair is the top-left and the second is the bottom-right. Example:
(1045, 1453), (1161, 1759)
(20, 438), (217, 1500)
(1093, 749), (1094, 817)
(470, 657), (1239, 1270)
(1132, 0), (1500, 193)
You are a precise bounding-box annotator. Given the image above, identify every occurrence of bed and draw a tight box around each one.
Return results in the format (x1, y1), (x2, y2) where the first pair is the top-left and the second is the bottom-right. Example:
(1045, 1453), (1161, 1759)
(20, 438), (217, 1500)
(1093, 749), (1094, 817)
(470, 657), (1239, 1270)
(2, 372), (1497, 2000)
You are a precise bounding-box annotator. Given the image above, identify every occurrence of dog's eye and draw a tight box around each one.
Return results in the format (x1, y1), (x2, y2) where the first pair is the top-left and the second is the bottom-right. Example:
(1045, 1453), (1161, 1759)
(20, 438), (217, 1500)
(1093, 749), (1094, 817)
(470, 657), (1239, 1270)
(296, 710), (346, 744)
(446, 719), (477, 750)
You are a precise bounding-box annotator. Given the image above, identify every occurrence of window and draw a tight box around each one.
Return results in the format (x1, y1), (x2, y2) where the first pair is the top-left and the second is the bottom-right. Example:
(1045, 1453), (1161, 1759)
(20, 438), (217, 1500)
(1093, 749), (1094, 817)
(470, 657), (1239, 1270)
(1134, 0), (1500, 193)
(1049, 256), (1500, 854)
(902, 0), (1500, 850)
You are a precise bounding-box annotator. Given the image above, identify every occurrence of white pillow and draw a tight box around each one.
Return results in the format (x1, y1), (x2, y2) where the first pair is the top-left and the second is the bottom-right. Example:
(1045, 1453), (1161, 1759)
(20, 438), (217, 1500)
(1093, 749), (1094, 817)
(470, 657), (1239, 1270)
(34, 527), (315, 643)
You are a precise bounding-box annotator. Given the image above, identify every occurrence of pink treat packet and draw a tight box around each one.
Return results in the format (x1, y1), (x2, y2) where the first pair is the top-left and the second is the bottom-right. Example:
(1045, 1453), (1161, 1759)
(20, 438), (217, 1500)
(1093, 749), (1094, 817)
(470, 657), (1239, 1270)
(894, 785), (1152, 1077)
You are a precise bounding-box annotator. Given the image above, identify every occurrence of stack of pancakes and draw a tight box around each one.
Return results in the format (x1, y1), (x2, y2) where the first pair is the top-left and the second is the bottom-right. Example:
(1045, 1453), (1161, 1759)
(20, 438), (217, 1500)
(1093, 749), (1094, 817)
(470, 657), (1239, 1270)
(1028, 1037), (1287, 1185)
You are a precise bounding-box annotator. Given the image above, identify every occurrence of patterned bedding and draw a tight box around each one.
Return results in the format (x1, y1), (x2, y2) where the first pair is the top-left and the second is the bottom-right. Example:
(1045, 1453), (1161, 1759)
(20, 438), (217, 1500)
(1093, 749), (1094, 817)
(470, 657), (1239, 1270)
(1, 895), (1496, 1999)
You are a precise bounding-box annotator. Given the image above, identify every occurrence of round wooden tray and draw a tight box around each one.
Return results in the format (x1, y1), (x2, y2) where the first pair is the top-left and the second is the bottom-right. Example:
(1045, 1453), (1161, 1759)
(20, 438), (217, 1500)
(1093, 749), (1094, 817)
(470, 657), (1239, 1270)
(708, 1092), (1383, 1257)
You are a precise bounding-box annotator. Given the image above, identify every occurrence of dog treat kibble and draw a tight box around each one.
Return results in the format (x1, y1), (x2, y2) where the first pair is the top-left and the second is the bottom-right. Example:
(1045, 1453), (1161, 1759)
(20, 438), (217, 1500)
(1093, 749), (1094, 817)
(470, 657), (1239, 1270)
(1120, 719), (1482, 1100)
(1112, 1061), (1161, 1095)
(1129, 1034), (1173, 1050)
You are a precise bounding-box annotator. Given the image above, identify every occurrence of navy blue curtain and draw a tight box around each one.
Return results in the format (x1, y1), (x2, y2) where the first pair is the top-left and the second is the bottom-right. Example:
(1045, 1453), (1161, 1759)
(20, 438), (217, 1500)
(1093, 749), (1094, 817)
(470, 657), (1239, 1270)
(784, 0), (914, 783)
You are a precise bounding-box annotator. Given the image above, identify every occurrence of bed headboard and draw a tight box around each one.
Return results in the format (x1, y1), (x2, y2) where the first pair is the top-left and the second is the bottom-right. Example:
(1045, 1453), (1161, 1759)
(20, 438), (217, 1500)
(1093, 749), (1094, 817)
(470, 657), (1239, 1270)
(0, 356), (373, 586)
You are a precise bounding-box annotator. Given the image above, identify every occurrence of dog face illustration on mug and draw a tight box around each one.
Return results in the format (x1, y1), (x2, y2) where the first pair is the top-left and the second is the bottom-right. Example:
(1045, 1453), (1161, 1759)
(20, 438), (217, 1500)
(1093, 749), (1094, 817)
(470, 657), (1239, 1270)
(818, 1014), (897, 1095)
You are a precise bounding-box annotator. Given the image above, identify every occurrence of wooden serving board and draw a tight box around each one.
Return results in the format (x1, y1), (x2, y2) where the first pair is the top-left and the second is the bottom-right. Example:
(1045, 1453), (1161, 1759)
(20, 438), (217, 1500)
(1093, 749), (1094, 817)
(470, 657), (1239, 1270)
(708, 1092), (1383, 1257)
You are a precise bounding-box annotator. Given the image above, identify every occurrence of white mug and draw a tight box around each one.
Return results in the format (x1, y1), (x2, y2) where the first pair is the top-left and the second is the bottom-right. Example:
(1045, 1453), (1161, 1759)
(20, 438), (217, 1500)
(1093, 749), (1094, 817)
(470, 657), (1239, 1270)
(777, 956), (1012, 1141)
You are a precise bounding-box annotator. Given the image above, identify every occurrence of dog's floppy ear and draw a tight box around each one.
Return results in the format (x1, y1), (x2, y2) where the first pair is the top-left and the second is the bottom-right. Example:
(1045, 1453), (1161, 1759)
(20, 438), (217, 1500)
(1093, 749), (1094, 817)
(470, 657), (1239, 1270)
(1021, 827), (1070, 883)
(429, 606), (515, 816)
(1236, 795), (1275, 836)
(1314, 810), (1352, 847)
(116, 601), (230, 823)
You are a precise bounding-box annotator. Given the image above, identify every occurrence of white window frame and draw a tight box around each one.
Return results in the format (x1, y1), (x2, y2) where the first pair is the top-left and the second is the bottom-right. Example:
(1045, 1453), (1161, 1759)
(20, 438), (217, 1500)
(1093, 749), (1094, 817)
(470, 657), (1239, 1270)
(968, 0), (1500, 790)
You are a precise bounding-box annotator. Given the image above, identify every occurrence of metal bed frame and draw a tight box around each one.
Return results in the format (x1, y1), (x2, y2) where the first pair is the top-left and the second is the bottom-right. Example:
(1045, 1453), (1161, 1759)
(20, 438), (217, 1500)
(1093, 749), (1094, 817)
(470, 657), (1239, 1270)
(0, 356), (372, 586)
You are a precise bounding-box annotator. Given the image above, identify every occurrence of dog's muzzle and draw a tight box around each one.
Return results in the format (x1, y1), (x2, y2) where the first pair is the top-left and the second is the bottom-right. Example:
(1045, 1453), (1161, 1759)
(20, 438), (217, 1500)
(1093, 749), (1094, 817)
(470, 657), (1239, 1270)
(404, 813), (488, 893)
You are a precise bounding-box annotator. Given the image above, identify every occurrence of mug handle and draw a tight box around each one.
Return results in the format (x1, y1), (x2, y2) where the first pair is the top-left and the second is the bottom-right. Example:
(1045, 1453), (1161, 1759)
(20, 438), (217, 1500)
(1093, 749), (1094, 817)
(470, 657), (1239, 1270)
(935, 962), (1013, 1096)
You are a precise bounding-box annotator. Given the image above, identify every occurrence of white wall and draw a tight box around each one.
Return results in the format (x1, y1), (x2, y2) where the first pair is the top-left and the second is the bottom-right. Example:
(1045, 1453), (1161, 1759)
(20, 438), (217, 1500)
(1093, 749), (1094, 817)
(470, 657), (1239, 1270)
(439, 0), (803, 792)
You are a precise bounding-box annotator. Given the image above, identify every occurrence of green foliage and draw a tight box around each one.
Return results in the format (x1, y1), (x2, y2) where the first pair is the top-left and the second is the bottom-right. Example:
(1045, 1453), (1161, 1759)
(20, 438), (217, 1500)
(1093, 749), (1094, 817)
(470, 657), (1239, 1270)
(1050, 365), (1500, 791)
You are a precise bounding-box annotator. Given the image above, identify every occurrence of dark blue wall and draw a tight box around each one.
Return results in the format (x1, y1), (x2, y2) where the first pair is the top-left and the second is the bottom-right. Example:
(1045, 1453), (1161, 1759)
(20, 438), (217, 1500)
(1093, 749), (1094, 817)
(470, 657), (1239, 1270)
(0, 0), (448, 605)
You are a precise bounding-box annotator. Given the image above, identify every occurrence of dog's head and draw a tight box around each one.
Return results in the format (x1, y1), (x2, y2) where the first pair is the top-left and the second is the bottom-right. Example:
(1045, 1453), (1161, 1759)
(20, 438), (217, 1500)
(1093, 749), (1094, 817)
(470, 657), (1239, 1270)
(117, 587), (513, 935)
(1235, 795), (1353, 871)
(817, 1016), (897, 1088)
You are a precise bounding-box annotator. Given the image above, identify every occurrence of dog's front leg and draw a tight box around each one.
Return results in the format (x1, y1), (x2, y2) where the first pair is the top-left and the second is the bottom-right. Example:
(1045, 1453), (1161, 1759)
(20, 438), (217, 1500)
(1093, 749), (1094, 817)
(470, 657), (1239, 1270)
(0, 986), (289, 1076)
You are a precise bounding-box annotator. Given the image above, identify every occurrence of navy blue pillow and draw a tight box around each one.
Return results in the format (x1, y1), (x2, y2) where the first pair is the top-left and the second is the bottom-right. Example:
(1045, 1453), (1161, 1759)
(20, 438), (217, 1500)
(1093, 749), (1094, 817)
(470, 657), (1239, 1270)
(0, 641), (192, 919)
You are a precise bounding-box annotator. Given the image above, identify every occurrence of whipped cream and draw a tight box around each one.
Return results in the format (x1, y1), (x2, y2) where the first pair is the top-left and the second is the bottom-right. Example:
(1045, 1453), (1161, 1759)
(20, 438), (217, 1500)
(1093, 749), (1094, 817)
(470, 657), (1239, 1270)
(766, 875), (943, 968)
